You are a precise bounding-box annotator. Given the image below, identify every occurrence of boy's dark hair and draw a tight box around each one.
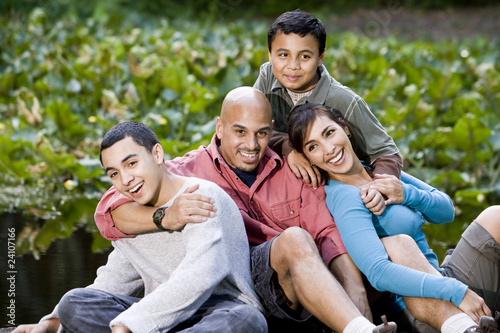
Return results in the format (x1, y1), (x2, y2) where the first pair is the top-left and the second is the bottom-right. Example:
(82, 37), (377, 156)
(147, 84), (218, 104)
(268, 9), (326, 55)
(100, 121), (160, 165)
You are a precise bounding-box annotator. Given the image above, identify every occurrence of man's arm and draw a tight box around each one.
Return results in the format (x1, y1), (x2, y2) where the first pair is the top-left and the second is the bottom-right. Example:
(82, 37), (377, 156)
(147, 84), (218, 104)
(329, 253), (372, 322)
(95, 184), (216, 240)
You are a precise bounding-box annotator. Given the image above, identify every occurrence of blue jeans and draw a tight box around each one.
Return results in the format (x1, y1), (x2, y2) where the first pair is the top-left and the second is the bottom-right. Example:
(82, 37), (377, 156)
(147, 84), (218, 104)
(57, 288), (267, 333)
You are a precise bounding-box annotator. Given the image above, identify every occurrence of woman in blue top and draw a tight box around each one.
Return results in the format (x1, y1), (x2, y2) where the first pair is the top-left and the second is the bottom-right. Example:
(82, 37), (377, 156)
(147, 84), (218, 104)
(287, 102), (500, 333)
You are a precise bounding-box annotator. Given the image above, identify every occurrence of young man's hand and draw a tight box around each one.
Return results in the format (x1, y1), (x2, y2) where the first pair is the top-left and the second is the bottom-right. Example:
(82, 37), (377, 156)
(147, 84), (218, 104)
(112, 326), (131, 333)
(286, 149), (322, 189)
(12, 319), (60, 333)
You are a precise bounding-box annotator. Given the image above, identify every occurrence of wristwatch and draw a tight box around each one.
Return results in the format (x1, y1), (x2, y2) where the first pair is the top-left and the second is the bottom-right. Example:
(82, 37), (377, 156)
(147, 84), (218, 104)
(152, 206), (169, 232)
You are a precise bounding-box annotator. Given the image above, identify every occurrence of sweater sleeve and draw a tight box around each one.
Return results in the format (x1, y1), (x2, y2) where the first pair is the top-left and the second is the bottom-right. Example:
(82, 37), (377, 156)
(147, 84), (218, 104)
(325, 182), (467, 307)
(401, 171), (455, 224)
(110, 187), (234, 332)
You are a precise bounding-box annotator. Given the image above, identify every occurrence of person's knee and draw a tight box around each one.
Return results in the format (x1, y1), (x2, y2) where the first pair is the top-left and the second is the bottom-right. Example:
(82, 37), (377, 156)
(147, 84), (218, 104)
(226, 304), (267, 333)
(277, 227), (318, 259)
(382, 234), (419, 262)
(476, 205), (500, 242)
(58, 288), (89, 322)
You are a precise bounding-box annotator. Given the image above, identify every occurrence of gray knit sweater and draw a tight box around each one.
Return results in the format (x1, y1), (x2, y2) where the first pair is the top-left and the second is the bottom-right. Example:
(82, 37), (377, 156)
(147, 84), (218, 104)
(43, 177), (263, 332)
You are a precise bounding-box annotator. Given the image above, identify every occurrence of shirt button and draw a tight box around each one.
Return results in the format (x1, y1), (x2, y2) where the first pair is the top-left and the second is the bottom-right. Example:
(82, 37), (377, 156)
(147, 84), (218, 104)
(290, 210), (295, 215)
(250, 200), (254, 204)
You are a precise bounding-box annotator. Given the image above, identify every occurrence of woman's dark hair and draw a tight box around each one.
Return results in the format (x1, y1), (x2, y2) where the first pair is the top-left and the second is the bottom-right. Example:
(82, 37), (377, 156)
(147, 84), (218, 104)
(100, 121), (160, 165)
(268, 9), (326, 55)
(288, 103), (358, 180)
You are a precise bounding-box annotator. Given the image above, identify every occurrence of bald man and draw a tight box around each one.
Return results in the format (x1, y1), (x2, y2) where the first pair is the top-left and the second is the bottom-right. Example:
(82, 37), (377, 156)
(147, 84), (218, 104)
(94, 87), (396, 333)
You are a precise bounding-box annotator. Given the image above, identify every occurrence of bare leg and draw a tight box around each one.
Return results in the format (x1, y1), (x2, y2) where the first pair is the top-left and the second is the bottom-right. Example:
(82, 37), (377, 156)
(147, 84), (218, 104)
(475, 205), (500, 244)
(270, 227), (366, 332)
(382, 235), (463, 330)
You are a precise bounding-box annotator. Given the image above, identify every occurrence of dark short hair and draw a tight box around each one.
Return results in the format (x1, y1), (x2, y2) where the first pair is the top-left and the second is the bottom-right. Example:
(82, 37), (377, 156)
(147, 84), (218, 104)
(268, 9), (326, 55)
(288, 103), (358, 179)
(100, 121), (160, 165)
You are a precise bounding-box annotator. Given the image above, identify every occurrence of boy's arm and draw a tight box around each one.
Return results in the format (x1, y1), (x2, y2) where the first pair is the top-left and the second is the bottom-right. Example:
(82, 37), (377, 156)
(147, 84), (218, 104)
(361, 153), (403, 214)
(268, 130), (293, 156)
(270, 131), (322, 188)
(329, 89), (400, 175)
(95, 184), (216, 240)
(371, 153), (403, 178)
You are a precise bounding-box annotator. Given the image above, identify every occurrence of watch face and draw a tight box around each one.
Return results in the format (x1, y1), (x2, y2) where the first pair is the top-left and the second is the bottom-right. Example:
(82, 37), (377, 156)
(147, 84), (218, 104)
(153, 208), (164, 221)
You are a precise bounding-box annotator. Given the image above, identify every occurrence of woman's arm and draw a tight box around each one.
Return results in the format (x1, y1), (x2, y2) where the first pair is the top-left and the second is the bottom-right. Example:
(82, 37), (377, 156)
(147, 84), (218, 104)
(325, 182), (466, 307)
(400, 171), (455, 223)
(367, 172), (454, 224)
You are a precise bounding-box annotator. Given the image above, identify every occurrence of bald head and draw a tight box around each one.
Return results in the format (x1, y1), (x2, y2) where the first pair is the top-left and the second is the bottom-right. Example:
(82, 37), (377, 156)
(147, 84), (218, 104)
(216, 87), (274, 173)
(220, 87), (273, 126)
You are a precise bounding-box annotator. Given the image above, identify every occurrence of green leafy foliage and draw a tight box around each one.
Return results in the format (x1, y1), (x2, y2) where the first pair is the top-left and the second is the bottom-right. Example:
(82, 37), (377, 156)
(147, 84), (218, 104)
(1, 8), (499, 259)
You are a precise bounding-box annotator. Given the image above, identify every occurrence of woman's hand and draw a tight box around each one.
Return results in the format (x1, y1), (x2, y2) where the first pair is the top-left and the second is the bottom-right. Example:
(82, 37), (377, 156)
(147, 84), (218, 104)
(360, 186), (386, 215)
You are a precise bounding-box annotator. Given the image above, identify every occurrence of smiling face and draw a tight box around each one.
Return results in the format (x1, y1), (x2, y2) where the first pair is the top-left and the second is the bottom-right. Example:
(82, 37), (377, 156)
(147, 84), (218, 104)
(268, 32), (325, 93)
(101, 136), (165, 206)
(216, 87), (273, 173)
(302, 116), (363, 181)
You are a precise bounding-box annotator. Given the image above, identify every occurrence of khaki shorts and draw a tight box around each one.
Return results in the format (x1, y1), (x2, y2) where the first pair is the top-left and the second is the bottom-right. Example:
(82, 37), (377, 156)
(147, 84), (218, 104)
(441, 220), (500, 311)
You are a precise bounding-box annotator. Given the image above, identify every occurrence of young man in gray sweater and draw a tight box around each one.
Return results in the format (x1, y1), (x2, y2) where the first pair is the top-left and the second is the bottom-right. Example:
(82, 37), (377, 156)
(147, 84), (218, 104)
(13, 122), (266, 333)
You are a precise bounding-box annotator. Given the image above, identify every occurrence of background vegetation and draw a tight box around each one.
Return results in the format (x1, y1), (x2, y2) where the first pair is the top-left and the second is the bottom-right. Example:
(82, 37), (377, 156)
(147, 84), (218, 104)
(1, 1), (499, 260)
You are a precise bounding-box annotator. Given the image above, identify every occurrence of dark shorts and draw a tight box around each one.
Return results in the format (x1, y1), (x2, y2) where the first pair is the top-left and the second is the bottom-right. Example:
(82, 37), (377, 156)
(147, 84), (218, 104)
(441, 220), (500, 310)
(250, 235), (311, 322)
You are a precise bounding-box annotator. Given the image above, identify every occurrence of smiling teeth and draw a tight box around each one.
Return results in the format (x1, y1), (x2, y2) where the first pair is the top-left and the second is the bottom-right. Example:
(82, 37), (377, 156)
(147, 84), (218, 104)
(329, 150), (343, 164)
(130, 181), (144, 193)
(241, 152), (256, 158)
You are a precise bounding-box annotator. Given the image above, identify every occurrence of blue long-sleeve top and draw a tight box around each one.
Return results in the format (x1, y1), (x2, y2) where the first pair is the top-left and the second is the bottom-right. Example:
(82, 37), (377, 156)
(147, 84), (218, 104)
(324, 171), (467, 310)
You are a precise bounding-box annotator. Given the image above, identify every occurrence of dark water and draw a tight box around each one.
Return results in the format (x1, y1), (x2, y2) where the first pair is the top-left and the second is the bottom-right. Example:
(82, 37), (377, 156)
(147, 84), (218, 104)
(0, 213), (111, 329)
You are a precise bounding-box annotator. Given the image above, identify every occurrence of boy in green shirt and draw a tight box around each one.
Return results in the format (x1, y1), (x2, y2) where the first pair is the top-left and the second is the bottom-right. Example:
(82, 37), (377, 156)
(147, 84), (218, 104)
(254, 9), (402, 195)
